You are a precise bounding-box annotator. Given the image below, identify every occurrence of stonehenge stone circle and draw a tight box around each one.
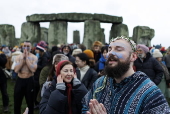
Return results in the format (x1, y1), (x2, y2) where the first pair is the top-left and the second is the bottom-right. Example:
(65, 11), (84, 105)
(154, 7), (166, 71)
(0, 13), (155, 48)
(26, 13), (123, 23)
(132, 26), (155, 46)
(0, 24), (15, 47)
(73, 30), (80, 44)
(48, 21), (67, 47)
(109, 23), (129, 40)
(20, 22), (41, 45)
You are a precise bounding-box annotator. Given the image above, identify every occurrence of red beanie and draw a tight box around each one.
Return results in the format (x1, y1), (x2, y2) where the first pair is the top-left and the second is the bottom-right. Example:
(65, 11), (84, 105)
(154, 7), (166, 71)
(56, 60), (69, 76)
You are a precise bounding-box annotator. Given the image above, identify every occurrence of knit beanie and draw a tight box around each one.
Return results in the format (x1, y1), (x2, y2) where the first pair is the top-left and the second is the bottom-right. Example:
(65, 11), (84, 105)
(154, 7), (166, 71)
(137, 44), (149, 53)
(36, 41), (47, 52)
(153, 49), (163, 58)
(83, 49), (94, 59)
(52, 54), (69, 65)
(93, 41), (102, 47)
(56, 60), (69, 76)
(72, 49), (82, 56)
(155, 44), (162, 49)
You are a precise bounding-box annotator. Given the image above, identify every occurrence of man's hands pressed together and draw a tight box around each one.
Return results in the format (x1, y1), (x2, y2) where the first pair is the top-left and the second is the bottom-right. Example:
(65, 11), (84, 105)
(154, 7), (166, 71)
(87, 99), (107, 114)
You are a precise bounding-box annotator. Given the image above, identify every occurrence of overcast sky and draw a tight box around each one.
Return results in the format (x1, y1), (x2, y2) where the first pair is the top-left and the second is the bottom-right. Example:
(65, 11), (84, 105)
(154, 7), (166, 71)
(0, 0), (170, 48)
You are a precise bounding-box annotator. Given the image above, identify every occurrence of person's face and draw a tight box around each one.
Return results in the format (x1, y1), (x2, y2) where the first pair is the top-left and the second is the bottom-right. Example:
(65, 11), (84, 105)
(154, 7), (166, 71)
(107, 39), (132, 67)
(94, 45), (100, 52)
(60, 64), (74, 83)
(157, 57), (162, 62)
(63, 47), (70, 54)
(75, 57), (86, 68)
(35, 49), (40, 54)
(136, 48), (146, 59)
(23, 42), (31, 52)
(102, 50), (108, 59)
(105, 39), (136, 79)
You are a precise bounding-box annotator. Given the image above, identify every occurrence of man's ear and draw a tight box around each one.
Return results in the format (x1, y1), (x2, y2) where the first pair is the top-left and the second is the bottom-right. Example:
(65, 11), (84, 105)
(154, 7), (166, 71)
(130, 52), (137, 62)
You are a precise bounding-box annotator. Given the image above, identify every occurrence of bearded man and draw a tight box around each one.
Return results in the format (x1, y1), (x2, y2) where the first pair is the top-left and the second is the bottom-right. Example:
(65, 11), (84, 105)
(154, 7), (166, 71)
(82, 36), (170, 114)
(14, 41), (38, 114)
(134, 44), (163, 85)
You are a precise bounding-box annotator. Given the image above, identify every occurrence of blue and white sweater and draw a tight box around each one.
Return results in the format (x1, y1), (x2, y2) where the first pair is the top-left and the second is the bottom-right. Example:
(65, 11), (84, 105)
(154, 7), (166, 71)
(82, 71), (170, 114)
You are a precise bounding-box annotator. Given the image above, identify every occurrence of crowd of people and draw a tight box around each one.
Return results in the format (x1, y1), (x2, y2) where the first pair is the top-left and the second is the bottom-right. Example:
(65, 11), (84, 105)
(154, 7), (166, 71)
(0, 36), (170, 114)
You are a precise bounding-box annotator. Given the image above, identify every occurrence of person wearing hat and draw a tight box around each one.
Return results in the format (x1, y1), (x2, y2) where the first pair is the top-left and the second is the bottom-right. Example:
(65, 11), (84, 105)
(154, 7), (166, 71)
(92, 41), (103, 63)
(83, 49), (96, 69)
(72, 48), (82, 57)
(14, 41), (38, 114)
(153, 49), (170, 98)
(39, 60), (88, 114)
(38, 53), (69, 100)
(134, 44), (164, 85)
(61, 44), (75, 64)
(34, 41), (48, 109)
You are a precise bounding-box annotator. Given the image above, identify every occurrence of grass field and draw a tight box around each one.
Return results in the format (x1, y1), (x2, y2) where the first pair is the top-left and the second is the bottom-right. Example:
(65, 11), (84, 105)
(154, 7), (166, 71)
(0, 79), (39, 114)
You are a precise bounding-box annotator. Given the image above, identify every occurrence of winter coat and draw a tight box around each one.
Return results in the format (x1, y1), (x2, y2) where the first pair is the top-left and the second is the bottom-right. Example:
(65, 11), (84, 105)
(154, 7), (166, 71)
(34, 53), (48, 81)
(37, 66), (51, 102)
(76, 68), (98, 90)
(134, 53), (164, 85)
(163, 54), (170, 68)
(0, 54), (7, 82)
(39, 77), (88, 114)
(93, 51), (101, 63)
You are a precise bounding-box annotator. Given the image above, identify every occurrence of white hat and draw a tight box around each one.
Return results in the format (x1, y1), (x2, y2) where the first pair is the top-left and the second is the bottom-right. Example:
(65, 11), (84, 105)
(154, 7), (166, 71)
(153, 49), (163, 58)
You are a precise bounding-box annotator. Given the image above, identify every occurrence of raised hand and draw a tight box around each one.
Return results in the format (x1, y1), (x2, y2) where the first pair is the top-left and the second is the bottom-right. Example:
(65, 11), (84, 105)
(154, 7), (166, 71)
(57, 74), (63, 83)
(87, 99), (107, 114)
(73, 72), (77, 78)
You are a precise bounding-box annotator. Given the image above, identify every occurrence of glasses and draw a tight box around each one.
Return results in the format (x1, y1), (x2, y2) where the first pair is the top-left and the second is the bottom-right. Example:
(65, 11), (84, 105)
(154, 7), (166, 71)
(75, 60), (82, 63)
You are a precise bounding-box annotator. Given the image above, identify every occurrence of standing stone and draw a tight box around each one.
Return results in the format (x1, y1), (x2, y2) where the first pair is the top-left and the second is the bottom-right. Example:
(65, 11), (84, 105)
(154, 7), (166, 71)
(109, 23), (129, 40)
(83, 20), (102, 49)
(73, 30), (80, 44)
(20, 22), (41, 45)
(41, 27), (48, 42)
(48, 21), (67, 47)
(132, 26), (154, 46)
(0, 24), (15, 47)
(100, 28), (105, 44)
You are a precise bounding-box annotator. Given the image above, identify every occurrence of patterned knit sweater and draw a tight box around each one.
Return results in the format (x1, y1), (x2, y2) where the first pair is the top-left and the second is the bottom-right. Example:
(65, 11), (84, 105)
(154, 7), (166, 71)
(82, 71), (170, 114)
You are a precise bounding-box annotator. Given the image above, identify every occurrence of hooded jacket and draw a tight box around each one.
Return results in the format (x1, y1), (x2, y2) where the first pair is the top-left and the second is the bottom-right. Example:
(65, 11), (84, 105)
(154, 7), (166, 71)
(134, 52), (164, 85)
(61, 45), (75, 64)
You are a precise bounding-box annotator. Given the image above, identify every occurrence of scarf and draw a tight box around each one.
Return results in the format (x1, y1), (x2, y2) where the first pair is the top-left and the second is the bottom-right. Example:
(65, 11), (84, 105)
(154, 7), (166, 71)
(66, 83), (72, 114)
(99, 54), (106, 70)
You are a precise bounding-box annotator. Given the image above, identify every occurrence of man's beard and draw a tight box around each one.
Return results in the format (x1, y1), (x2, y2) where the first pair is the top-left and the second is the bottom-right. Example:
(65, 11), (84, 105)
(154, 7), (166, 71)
(104, 55), (131, 79)
(137, 53), (145, 59)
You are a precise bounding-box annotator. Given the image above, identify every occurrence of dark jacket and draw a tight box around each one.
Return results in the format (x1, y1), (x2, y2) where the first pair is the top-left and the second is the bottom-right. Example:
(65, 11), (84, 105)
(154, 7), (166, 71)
(134, 53), (163, 85)
(93, 51), (101, 63)
(0, 54), (7, 82)
(39, 77), (88, 114)
(76, 67), (98, 90)
(34, 53), (48, 81)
